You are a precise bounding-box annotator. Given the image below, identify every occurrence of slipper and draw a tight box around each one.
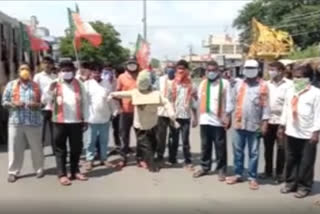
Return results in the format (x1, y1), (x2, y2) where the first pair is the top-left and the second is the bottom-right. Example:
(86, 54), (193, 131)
(71, 173), (88, 181)
(226, 176), (242, 185)
(184, 164), (195, 172)
(249, 180), (259, 190)
(314, 200), (320, 206)
(294, 190), (309, 199)
(59, 176), (72, 186)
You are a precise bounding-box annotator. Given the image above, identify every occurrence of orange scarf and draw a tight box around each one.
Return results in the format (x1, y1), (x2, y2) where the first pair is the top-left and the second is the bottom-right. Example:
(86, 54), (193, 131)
(53, 79), (82, 122)
(171, 70), (192, 105)
(235, 80), (268, 128)
(12, 80), (40, 103)
(291, 85), (311, 121)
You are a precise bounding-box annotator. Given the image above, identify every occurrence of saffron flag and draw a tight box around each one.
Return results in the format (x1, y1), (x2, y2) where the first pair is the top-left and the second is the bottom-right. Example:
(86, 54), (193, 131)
(71, 13), (102, 50)
(25, 25), (49, 51)
(135, 34), (150, 70)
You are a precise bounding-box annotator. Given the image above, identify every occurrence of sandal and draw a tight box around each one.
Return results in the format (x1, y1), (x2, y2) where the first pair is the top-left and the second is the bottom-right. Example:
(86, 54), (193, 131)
(226, 176), (243, 185)
(71, 173), (88, 181)
(59, 176), (72, 186)
(294, 190), (309, 199)
(193, 169), (209, 178)
(280, 186), (296, 194)
(249, 180), (259, 190)
(314, 200), (320, 206)
(184, 164), (195, 172)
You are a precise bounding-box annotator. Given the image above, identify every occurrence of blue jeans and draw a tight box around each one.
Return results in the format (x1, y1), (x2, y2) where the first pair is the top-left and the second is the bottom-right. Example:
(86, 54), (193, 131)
(233, 129), (260, 180)
(86, 122), (110, 161)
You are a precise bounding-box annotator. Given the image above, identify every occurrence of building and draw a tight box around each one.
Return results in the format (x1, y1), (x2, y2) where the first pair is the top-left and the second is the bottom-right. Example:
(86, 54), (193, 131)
(202, 34), (243, 69)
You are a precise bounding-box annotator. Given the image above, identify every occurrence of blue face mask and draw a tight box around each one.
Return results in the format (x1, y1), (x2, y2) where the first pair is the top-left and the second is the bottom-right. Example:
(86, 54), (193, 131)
(167, 68), (175, 80)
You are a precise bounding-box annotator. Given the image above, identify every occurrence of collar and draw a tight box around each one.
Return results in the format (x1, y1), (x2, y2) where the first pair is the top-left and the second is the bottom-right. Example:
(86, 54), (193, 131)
(270, 77), (287, 86)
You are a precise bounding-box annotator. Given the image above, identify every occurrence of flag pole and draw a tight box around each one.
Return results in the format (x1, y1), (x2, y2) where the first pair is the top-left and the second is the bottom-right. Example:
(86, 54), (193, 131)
(73, 40), (81, 69)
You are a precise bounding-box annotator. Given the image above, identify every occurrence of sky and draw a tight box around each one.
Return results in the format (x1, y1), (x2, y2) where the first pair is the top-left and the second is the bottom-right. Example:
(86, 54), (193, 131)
(1, 0), (250, 60)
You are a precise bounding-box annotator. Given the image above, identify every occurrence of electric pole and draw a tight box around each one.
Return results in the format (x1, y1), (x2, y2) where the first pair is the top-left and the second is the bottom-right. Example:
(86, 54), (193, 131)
(143, 0), (147, 41)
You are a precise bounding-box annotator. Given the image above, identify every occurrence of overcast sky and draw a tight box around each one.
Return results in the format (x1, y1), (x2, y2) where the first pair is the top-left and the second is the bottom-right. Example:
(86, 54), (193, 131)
(1, 0), (250, 60)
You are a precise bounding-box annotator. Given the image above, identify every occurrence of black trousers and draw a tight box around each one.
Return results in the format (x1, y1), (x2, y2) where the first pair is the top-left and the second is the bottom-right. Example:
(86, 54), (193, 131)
(136, 128), (157, 167)
(284, 136), (317, 192)
(168, 118), (192, 164)
(53, 123), (83, 177)
(156, 117), (171, 160)
(42, 110), (55, 153)
(112, 114), (121, 147)
(120, 113), (134, 154)
(263, 124), (285, 177)
(200, 125), (227, 173)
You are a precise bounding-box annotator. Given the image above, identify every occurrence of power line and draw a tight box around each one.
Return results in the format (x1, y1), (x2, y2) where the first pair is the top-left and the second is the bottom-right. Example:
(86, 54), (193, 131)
(284, 9), (320, 20)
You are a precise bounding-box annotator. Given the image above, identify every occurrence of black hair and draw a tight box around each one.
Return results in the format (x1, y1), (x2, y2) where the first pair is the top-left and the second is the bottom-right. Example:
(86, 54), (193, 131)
(104, 62), (112, 68)
(90, 62), (102, 72)
(80, 61), (91, 69)
(59, 60), (75, 70)
(269, 61), (285, 71)
(43, 56), (54, 64)
(115, 65), (125, 77)
(176, 59), (189, 69)
(207, 60), (219, 67)
(294, 64), (314, 81)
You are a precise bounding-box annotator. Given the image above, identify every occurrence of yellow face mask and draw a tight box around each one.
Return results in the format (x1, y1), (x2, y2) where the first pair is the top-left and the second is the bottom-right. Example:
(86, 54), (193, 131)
(19, 69), (31, 80)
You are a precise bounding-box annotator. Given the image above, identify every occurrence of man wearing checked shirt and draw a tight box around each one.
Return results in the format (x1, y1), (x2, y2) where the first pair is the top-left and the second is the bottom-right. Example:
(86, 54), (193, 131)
(2, 64), (44, 183)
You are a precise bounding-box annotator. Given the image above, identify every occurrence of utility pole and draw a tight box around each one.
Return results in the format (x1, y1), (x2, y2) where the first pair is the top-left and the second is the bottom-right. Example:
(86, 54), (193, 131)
(189, 44), (193, 66)
(142, 0), (147, 41)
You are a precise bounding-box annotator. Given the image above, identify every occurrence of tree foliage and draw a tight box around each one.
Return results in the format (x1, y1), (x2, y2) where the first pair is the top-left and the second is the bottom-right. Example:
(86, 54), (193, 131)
(233, 0), (320, 51)
(289, 44), (320, 60)
(60, 21), (130, 65)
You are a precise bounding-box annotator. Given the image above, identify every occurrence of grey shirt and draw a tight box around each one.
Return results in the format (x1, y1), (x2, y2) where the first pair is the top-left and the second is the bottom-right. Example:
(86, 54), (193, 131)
(231, 79), (270, 132)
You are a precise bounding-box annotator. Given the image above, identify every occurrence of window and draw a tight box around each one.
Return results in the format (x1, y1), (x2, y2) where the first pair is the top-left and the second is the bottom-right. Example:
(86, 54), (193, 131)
(236, 45), (242, 54)
(210, 45), (220, 54)
(222, 45), (234, 54)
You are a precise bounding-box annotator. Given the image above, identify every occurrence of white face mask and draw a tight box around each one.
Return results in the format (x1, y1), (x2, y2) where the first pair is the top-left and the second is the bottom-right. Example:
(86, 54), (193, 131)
(268, 70), (278, 79)
(127, 64), (138, 72)
(243, 68), (258, 79)
(62, 72), (74, 80)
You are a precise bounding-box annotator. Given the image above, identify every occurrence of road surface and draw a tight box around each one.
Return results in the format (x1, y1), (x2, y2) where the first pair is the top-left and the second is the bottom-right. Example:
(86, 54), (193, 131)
(0, 128), (319, 214)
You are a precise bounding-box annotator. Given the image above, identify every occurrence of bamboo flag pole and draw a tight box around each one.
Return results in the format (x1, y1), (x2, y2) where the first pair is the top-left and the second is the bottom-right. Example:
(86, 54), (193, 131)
(73, 39), (81, 69)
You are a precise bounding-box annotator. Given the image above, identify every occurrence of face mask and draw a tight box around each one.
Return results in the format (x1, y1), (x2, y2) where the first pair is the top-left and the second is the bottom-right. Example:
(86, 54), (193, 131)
(268, 70), (278, 79)
(19, 69), (31, 80)
(127, 64), (138, 72)
(293, 78), (310, 92)
(243, 68), (258, 79)
(62, 72), (74, 80)
(207, 71), (219, 81)
(167, 68), (175, 80)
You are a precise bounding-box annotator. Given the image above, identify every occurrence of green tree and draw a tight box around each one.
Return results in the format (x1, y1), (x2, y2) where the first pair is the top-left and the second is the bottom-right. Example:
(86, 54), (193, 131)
(60, 21), (130, 65)
(150, 58), (160, 68)
(233, 0), (320, 51)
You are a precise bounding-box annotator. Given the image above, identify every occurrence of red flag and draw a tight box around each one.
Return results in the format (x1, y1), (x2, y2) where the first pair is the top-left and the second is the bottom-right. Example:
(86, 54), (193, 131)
(26, 26), (49, 51)
(72, 13), (102, 49)
(135, 34), (150, 70)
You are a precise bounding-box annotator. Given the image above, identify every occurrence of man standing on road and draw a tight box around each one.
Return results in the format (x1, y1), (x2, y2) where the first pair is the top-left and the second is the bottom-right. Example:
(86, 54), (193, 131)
(116, 57), (139, 167)
(156, 62), (175, 166)
(84, 63), (115, 171)
(33, 56), (57, 155)
(226, 59), (270, 190)
(44, 60), (88, 186)
(260, 61), (292, 183)
(278, 64), (320, 199)
(2, 64), (44, 183)
(193, 61), (232, 181)
(167, 59), (198, 171)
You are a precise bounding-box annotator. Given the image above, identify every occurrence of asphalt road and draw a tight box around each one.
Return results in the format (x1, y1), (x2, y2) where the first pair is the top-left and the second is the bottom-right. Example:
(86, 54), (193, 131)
(0, 128), (319, 214)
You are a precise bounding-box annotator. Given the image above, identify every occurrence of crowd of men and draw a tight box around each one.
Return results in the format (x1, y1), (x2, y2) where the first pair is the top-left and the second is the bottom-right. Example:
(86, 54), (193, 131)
(1, 56), (320, 205)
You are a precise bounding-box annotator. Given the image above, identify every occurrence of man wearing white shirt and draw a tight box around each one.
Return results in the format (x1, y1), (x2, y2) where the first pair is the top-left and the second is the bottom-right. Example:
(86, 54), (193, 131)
(278, 64), (320, 198)
(33, 56), (57, 154)
(44, 60), (89, 186)
(261, 61), (292, 182)
(156, 62), (175, 165)
(193, 61), (232, 181)
(84, 64), (115, 170)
